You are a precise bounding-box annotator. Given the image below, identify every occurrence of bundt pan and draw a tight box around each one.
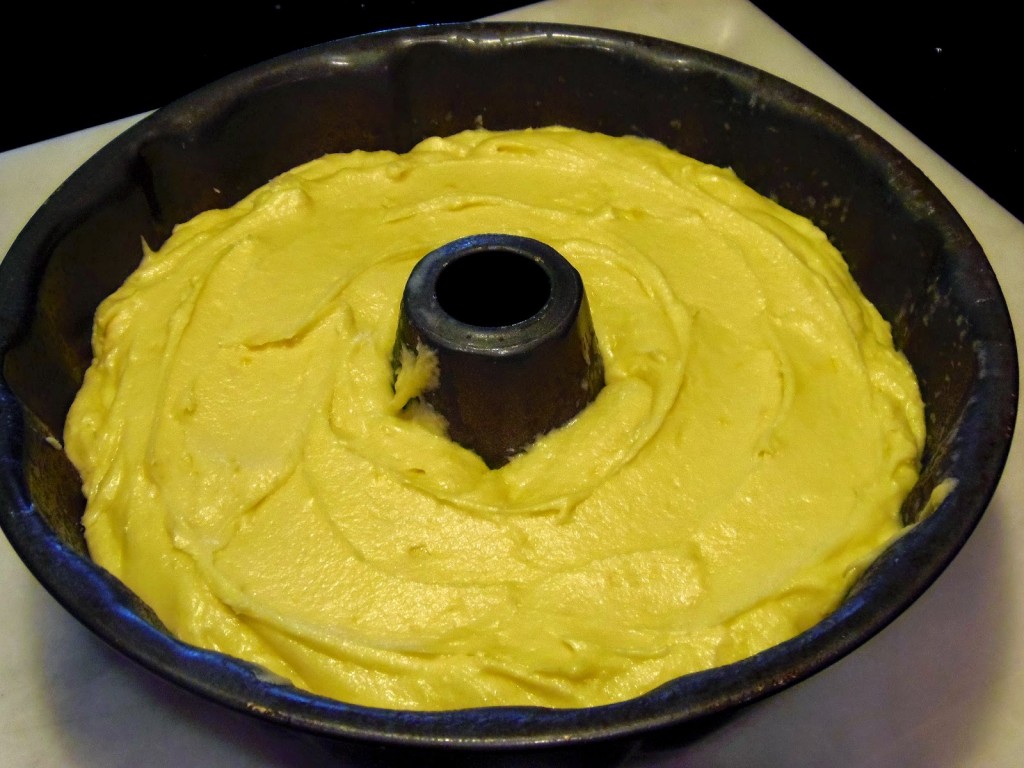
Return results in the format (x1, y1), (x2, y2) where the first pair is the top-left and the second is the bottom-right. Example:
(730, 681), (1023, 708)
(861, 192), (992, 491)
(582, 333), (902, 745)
(0, 21), (1017, 760)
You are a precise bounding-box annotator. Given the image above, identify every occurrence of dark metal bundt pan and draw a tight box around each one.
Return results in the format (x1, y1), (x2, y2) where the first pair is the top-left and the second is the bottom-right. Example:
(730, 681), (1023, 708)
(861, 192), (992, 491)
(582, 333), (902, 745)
(0, 22), (1017, 755)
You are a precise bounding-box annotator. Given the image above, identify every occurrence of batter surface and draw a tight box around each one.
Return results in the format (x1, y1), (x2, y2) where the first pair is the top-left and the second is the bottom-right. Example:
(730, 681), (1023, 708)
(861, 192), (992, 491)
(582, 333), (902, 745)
(65, 127), (925, 709)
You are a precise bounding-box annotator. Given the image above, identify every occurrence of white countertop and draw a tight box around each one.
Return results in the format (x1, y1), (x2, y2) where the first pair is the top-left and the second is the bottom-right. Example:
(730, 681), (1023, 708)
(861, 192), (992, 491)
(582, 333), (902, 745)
(1, 1), (1021, 766)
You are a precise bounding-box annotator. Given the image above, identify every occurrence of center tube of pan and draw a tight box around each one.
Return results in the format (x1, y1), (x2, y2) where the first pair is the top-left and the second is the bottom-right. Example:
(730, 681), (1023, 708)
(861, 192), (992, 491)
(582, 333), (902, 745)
(392, 234), (605, 468)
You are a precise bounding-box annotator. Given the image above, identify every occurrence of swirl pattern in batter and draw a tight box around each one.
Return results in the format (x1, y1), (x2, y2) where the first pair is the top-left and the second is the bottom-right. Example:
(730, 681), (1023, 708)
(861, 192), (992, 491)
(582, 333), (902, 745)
(65, 127), (925, 709)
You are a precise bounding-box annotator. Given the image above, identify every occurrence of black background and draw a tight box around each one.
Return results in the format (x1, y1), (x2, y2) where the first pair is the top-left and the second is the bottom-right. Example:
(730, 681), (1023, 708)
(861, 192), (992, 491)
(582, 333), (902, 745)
(3, 2), (1018, 221)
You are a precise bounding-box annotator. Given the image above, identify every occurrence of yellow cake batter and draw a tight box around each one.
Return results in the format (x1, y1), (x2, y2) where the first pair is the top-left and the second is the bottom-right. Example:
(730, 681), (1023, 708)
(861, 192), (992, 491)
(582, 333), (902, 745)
(64, 127), (925, 710)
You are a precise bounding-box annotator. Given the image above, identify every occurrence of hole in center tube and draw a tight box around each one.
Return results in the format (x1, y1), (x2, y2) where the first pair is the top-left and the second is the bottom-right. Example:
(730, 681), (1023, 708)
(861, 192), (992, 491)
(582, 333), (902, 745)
(435, 249), (551, 327)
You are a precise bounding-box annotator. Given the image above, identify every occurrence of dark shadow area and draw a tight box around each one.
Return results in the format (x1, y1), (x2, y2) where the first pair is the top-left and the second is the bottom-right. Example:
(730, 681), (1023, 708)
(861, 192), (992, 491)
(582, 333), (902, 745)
(1, 1), (528, 152)
(752, 1), (1021, 221)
